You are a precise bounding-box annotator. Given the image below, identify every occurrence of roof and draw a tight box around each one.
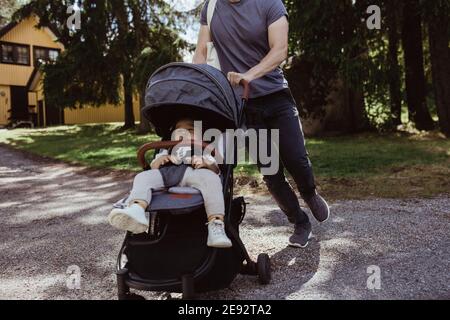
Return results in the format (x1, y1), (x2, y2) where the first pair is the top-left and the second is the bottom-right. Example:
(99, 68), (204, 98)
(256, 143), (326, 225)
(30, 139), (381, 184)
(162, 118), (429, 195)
(0, 16), (63, 49)
(0, 21), (18, 39)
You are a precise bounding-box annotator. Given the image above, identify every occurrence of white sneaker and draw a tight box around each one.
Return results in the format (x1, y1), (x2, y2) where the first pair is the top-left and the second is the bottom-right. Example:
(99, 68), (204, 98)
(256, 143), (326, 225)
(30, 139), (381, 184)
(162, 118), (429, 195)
(207, 220), (232, 248)
(108, 203), (148, 234)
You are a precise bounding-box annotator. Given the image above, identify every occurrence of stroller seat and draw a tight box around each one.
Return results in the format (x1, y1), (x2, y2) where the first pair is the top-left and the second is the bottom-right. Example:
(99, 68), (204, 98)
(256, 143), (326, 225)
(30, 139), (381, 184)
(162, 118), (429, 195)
(148, 187), (204, 213)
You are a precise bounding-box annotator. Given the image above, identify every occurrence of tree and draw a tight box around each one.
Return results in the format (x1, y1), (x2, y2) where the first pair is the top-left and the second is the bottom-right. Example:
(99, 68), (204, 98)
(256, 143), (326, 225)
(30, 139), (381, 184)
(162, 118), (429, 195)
(133, 30), (188, 133)
(285, 0), (371, 134)
(424, 0), (450, 137)
(112, 0), (135, 129)
(0, 0), (21, 25)
(401, 0), (435, 130)
(386, 0), (403, 126)
(15, 0), (186, 129)
(285, 0), (450, 134)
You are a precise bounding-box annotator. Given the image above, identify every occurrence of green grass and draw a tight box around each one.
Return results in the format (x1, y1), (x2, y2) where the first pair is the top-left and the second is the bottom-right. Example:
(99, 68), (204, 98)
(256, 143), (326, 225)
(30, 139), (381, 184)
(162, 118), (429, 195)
(1, 124), (449, 199)
(0, 124), (157, 171)
(306, 134), (450, 177)
(0, 124), (449, 175)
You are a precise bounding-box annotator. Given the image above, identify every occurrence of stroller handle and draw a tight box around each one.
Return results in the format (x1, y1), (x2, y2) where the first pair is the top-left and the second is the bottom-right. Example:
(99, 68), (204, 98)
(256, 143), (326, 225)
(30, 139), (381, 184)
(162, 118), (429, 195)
(137, 140), (216, 170)
(240, 79), (250, 101)
(238, 79), (250, 127)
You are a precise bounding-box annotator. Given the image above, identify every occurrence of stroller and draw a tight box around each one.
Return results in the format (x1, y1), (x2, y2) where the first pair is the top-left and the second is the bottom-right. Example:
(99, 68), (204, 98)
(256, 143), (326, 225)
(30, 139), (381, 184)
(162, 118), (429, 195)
(115, 62), (271, 300)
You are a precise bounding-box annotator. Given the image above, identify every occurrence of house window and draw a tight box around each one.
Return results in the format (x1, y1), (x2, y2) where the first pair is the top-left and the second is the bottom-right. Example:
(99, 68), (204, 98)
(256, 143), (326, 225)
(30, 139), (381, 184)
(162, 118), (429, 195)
(16, 46), (29, 64)
(48, 49), (59, 61)
(34, 48), (47, 63)
(33, 47), (60, 65)
(1, 44), (14, 63)
(0, 42), (30, 65)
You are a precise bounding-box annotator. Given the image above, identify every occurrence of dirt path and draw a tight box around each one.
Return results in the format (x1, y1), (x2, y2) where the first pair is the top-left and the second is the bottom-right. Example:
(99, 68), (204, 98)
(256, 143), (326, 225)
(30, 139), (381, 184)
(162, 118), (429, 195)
(0, 144), (449, 300)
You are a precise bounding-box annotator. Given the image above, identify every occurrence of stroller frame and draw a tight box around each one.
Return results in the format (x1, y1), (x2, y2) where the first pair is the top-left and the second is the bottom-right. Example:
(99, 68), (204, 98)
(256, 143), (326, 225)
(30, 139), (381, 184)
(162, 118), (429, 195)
(114, 64), (271, 300)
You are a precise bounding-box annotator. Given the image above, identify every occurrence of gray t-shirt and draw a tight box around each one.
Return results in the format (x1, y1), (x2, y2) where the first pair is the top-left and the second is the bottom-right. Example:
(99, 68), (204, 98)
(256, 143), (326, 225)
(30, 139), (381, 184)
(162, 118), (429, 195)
(200, 0), (289, 98)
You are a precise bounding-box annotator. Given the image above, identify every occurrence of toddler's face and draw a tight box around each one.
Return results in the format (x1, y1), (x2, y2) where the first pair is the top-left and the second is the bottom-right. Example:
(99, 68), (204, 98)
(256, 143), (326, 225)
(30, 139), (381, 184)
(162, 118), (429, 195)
(172, 119), (201, 141)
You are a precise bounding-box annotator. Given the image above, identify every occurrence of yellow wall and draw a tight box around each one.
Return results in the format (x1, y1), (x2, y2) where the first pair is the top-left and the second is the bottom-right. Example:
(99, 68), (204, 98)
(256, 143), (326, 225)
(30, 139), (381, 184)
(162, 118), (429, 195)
(64, 100), (141, 124)
(0, 85), (11, 125)
(0, 16), (63, 87)
(28, 91), (37, 106)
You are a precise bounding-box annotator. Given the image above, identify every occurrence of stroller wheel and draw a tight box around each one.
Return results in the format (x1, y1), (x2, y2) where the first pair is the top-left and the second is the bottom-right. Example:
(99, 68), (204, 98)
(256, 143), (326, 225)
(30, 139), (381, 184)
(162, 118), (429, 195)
(182, 274), (195, 300)
(117, 268), (130, 300)
(257, 254), (271, 285)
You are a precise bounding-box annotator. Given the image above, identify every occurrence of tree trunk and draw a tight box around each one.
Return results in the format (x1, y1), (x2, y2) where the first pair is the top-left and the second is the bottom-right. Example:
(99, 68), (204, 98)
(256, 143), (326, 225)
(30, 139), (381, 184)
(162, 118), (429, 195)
(386, 1), (402, 126)
(123, 72), (135, 130)
(427, 7), (450, 137)
(401, 0), (435, 131)
(137, 89), (152, 134)
(113, 1), (135, 130)
(348, 87), (368, 133)
(343, 0), (369, 133)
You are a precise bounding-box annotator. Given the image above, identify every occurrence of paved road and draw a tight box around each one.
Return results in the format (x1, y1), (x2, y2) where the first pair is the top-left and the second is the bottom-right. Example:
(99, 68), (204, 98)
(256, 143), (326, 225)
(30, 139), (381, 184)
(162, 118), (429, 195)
(0, 145), (449, 300)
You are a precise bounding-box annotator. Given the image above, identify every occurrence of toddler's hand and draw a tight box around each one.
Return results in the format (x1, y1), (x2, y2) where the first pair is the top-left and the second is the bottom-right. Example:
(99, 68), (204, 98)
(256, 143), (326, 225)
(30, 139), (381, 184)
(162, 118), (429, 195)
(150, 155), (172, 169)
(191, 156), (207, 169)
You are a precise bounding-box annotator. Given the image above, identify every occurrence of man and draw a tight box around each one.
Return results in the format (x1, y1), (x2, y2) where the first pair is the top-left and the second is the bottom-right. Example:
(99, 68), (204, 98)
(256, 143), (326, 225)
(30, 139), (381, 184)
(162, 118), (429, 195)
(193, 0), (330, 248)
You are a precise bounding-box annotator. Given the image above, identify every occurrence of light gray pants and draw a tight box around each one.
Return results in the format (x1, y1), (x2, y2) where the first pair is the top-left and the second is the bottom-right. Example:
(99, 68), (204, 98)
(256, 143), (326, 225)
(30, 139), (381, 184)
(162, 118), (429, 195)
(129, 167), (224, 216)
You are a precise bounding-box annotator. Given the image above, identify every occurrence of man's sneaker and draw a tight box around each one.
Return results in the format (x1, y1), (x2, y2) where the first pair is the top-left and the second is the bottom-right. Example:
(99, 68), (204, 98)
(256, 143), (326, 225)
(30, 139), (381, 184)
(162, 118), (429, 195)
(288, 222), (312, 248)
(207, 220), (233, 248)
(304, 192), (330, 223)
(108, 203), (149, 234)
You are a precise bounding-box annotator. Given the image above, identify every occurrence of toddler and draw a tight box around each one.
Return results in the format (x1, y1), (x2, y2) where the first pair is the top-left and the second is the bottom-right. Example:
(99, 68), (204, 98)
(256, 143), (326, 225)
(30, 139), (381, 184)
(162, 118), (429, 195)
(108, 118), (232, 248)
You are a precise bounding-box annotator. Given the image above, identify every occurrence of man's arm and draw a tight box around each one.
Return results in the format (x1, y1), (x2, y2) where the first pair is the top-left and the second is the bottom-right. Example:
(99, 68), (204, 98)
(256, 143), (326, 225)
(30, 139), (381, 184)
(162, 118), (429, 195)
(228, 16), (289, 86)
(193, 25), (212, 64)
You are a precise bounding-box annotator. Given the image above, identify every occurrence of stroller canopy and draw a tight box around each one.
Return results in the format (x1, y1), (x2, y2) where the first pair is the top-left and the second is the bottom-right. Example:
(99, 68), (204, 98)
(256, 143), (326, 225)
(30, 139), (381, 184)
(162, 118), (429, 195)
(143, 63), (242, 137)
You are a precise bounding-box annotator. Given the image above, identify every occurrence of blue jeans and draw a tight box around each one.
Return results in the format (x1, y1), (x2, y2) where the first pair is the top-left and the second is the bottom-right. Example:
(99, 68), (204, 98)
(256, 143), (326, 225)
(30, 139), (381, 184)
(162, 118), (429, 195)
(246, 89), (316, 225)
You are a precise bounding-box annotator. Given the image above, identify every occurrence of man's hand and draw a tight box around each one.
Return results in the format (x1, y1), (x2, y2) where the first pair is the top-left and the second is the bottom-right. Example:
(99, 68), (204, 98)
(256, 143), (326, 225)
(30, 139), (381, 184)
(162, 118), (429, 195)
(227, 72), (254, 87)
(150, 155), (172, 170)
